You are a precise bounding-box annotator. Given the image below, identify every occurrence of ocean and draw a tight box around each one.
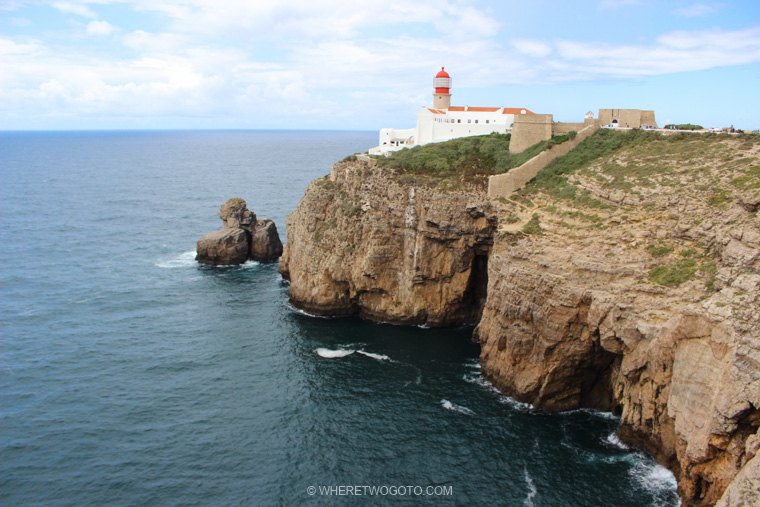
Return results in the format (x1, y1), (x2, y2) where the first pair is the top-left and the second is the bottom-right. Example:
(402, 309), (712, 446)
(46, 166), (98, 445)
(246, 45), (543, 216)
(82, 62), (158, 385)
(0, 130), (679, 506)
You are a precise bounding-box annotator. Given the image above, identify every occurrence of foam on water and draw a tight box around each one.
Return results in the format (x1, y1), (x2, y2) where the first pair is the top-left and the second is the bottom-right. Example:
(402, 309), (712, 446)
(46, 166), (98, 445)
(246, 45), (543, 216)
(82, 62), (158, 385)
(606, 432), (630, 450)
(285, 303), (335, 319)
(356, 350), (391, 361)
(441, 399), (475, 416)
(155, 250), (197, 268)
(315, 348), (355, 358)
(524, 466), (537, 506)
(155, 251), (260, 269)
(463, 372), (533, 411)
(630, 460), (679, 503)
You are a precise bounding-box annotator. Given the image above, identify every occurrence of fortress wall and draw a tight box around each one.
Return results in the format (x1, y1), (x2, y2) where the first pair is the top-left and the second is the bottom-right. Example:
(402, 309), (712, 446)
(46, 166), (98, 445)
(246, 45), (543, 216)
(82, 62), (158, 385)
(488, 123), (600, 200)
(552, 122), (586, 135)
(509, 114), (553, 154)
(641, 110), (657, 128)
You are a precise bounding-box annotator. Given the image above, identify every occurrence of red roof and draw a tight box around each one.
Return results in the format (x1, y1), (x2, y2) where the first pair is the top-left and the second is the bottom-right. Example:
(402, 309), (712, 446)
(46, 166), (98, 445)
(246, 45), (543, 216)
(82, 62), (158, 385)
(435, 67), (450, 78)
(435, 106), (535, 114)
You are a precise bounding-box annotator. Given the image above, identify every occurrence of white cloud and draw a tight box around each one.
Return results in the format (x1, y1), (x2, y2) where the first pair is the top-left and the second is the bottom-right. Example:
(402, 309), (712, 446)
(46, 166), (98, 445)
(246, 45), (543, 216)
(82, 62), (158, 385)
(86, 20), (118, 36)
(672, 3), (723, 18)
(51, 1), (96, 18)
(512, 40), (552, 58)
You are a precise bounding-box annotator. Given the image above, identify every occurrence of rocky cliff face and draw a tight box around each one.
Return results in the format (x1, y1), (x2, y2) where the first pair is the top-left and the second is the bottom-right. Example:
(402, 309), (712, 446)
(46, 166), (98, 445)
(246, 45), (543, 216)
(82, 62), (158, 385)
(476, 135), (760, 506)
(279, 159), (496, 326)
(281, 135), (760, 506)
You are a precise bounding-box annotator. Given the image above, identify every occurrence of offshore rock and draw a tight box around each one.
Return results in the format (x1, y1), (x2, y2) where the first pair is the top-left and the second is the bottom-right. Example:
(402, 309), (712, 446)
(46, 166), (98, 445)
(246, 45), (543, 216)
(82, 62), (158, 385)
(196, 228), (250, 265)
(197, 198), (282, 265)
(250, 219), (283, 262)
(278, 160), (496, 326)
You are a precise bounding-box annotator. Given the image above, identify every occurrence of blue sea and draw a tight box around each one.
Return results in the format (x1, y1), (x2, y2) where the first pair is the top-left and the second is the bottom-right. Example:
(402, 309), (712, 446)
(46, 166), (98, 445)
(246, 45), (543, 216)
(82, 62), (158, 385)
(0, 131), (680, 506)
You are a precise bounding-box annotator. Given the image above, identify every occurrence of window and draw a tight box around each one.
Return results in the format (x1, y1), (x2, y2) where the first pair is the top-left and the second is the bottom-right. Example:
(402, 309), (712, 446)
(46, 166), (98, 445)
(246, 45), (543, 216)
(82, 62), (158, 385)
(457, 119), (461, 123)
(475, 120), (478, 124)
(486, 120), (489, 124)
(468, 119), (471, 124)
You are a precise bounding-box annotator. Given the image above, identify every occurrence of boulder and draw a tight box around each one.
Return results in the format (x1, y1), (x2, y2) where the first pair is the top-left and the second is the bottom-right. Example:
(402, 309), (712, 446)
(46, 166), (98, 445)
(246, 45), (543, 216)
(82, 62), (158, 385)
(197, 198), (283, 265)
(218, 197), (256, 232)
(250, 219), (283, 262)
(196, 228), (250, 265)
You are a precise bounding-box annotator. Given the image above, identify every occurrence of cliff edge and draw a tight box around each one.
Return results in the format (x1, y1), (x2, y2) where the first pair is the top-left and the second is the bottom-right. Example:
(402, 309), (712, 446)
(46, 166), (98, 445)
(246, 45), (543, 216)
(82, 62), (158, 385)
(280, 131), (760, 506)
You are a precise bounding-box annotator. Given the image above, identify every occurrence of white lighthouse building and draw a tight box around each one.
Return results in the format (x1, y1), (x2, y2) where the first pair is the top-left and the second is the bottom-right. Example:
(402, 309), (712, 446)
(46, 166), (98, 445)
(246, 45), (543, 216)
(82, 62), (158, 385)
(369, 67), (535, 155)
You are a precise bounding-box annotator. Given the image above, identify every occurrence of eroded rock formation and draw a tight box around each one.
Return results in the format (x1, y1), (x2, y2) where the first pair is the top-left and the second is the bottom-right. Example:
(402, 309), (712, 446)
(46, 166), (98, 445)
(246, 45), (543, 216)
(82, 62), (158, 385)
(280, 134), (760, 506)
(278, 160), (496, 326)
(197, 198), (282, 265)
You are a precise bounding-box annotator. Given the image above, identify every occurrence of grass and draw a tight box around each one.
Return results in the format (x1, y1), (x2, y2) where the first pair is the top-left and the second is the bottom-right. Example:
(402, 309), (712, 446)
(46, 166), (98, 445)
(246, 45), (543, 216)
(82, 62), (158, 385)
(522, 213), (543, 235)
(647, 243), (674, 258)
(649, 258), (698, 287)
(376, 132), (571, 186)
(731, 166), (760, 190)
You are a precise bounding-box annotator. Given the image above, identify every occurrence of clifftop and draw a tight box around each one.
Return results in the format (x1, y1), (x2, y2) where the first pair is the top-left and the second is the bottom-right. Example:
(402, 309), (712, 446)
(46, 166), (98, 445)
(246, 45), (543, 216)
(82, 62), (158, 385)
(280, 130), (760, 506)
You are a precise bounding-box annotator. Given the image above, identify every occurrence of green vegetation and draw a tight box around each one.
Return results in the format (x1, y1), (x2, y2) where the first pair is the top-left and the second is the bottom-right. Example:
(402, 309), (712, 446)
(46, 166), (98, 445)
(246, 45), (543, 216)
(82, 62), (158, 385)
(731, 166), (760, 190)
(649, 258), (698, 287)
(521, 213), (543, 235)
(707, 189), (732, 207)
(522, 129), (654, 204)
(505, 214), (519, 224)
(647, 243), (674, 258)
(376, 132), (571, 186)
(663, 124), (703, 130)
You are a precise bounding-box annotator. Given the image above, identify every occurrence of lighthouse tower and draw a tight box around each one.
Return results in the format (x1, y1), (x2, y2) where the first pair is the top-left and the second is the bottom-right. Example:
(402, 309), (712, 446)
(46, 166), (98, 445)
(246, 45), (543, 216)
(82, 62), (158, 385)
(433, 67), (451, 110)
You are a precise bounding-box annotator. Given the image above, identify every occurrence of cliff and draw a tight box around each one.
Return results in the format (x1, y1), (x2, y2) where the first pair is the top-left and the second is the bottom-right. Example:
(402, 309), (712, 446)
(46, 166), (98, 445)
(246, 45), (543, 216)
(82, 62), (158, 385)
(280, 132), (760, 506)
(279, 159), (496, 326)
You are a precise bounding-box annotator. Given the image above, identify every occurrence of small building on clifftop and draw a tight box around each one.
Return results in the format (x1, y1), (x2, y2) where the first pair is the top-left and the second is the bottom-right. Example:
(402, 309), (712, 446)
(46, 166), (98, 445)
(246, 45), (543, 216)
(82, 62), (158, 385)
(369, 67), (535, 155)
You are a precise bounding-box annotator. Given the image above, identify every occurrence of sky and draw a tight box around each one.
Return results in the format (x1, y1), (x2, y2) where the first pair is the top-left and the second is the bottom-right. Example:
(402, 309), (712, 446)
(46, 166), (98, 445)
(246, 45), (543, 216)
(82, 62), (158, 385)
(1, 0), (759, 131)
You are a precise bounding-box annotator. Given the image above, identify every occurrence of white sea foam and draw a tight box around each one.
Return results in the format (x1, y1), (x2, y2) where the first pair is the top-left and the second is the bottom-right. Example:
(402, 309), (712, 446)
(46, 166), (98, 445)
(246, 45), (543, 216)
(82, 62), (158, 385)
(155, 250), (197, 268)
(356, 350), (391, 361)
(315, 348), (355, 358)
(524, 466), (537, 506)
(606, 432), (630, 450)
(631, 461), (679, 501)
(155, 251), (260, 269)
(441, 399), (475, 416)
(285, 303), (334, 319)
(463, 373), (533, 410)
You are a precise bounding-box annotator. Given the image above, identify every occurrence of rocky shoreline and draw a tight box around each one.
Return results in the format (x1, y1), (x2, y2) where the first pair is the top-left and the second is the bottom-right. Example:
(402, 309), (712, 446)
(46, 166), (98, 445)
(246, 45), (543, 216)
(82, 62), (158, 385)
(279, 134), (760, 506)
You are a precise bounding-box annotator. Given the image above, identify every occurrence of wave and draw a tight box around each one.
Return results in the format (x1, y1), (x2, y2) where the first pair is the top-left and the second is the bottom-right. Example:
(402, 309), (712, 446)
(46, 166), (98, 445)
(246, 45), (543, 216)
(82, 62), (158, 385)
(315, 348), (355, 358)
(154, 250), (197, 268)
(606, 432), (630, 450)
(524, 466), (537, 506)
(462, 373), (533, 410)
(285, 303), (335, 319)
(155, 251), (260, 269)
(356, 350), (391, 361)
(441, 399), (475, 416)
(630, 460), (678, 501)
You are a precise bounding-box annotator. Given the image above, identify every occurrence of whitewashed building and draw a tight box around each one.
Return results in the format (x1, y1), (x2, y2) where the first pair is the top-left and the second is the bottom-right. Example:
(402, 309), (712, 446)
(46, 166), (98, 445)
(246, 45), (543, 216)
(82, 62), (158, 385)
(369, 68), (535, 155)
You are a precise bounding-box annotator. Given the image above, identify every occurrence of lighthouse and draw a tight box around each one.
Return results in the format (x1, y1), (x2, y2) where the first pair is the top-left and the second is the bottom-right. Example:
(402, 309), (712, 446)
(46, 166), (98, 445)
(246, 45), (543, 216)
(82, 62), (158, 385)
(433, 67), (451, 110)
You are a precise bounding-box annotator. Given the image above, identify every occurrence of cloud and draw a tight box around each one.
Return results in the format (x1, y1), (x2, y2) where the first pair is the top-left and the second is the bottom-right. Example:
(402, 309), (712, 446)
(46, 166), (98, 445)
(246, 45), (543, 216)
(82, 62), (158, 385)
(51, 1), (96, 18)
(672, 3), (723, 18)
(86, 20), (118, 36)
(512, 40), (552, 58)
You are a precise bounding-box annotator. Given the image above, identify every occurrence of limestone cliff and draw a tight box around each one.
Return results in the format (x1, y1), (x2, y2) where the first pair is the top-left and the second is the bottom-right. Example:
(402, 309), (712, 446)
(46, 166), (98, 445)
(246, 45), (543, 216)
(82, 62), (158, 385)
(475, 133), (760, 506)
(279, 159), (496, 326)
(280, 133), (760, 506)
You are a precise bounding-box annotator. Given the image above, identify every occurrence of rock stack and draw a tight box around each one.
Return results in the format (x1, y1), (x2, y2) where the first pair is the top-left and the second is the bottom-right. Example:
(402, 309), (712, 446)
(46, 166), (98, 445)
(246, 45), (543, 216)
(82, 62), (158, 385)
(196, 198), (283, 265)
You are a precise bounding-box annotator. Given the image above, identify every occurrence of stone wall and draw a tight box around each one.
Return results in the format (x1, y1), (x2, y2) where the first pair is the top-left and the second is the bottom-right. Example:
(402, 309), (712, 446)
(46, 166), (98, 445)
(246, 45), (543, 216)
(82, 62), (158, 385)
(553, 122), (586, 136)
(509, 114), (553, 154)
(598, 109), (657, 129)
(488, 122), (600, 199)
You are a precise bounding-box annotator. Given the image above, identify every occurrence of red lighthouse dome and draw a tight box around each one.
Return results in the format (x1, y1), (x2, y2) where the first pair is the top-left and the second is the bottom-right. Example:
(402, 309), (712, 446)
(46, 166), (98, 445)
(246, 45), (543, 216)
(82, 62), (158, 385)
(434, 67), (451, 93)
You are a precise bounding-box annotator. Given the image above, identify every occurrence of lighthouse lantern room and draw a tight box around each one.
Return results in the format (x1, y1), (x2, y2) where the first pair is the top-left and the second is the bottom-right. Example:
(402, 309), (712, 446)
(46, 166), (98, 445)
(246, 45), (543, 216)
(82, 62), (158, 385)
(433, 67), (451, 110)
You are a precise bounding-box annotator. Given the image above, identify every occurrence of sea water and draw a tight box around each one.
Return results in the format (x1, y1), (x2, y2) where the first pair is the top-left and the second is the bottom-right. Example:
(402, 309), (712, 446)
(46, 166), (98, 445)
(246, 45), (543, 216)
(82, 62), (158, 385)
(0, 131), (680, 506)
